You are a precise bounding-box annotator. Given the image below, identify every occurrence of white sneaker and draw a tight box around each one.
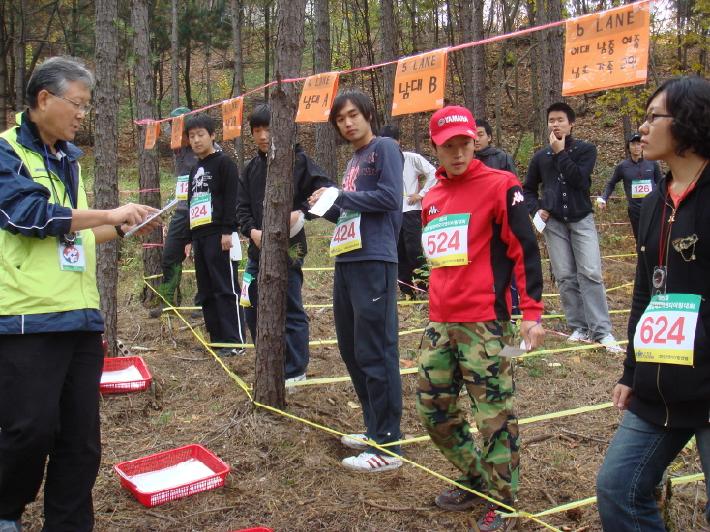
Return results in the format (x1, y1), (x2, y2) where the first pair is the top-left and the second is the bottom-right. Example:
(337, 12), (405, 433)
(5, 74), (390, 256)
(599, 334), (624, 353)
(285, 373), (306, 386)
(342, 451), (402, 472)
(341, 433), (370, 450)
(567, 329), (590, 342)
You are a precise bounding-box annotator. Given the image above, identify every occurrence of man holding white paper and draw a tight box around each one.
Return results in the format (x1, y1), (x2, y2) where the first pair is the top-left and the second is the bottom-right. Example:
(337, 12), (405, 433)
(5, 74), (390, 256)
(237, 104), (334, 384)
(523, 102), (622, 352)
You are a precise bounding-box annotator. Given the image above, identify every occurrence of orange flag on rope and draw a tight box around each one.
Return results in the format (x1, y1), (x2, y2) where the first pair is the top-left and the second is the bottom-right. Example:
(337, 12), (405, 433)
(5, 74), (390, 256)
(170, 114), (186, 150)
(222, 97), (244, 141)
(143, 122), (160, 150)
(391, 48), (447, 117)
(295, 72), (340, 123)
(562, 2), (650, 96)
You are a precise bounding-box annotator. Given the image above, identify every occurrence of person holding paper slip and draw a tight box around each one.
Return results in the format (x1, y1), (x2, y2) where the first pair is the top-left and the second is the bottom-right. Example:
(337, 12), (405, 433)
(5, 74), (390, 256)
(597, 133), (662, 242)
(185, 113), (246, 357)
(309, 89), (404, 473)
(596, 76), (710, 532)
(0, 56), (160, 532)
(415, 106), (544, 532)
(236, 104), (334, 386)
(523, 102), (622, 352)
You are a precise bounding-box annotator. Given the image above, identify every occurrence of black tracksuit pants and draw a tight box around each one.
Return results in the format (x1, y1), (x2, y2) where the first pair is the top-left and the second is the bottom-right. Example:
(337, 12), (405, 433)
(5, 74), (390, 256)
(192, 232), (246, 344)
(397, 210), (426, 295)
(159, 207), (201, 306)
(333, 261), (402, 454)
(0, 332), (103, 530)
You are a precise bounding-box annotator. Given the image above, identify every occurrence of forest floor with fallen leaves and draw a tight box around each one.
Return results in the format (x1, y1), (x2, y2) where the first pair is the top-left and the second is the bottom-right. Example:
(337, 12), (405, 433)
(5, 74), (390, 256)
(19, 112), (710, 532)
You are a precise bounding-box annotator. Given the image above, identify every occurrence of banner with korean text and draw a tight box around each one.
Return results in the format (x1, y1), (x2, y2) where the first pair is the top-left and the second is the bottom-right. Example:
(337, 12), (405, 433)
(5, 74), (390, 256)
(143, 122), (160, 150)
(391, 48), (447, 117)
(170, 114), (186, 150)
(295, 72), (340, 123)
(562, 2), (650, 96)
(222, 97), (244, 140)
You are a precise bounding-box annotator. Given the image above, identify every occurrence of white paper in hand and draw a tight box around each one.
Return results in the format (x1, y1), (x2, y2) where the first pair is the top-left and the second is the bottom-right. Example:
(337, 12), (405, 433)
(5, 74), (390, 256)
(309, 187), (340, 217)
(532, 211), (546, 234)
(229, 232), (242, 261)
(124, 198), (179, 238)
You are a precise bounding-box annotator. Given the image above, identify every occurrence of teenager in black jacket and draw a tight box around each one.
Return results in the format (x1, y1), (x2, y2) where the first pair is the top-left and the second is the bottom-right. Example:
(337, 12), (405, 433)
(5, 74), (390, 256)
(236, 104), (334, 385)
(597, 76), (710, 531)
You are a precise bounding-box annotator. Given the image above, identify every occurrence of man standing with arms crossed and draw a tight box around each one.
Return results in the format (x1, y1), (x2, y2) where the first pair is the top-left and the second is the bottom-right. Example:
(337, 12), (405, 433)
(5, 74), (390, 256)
(523, 102), (622, 352)
(309, 89), (404, 472)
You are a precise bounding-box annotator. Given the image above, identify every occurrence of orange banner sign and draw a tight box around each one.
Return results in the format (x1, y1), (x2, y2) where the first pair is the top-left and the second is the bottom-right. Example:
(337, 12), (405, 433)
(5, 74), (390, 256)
(222, 97), (244, 140)
(562, 2), (650, 96)
(170, 114), (186, 150)
(391, 49), (447, 117)
(143, 122), (160, 150)
(295, 72), (340, 123)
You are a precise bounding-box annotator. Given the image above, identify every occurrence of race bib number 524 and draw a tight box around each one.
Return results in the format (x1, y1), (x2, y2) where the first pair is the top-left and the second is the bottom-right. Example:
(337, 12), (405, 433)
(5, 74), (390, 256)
(422, 213), (470, 268)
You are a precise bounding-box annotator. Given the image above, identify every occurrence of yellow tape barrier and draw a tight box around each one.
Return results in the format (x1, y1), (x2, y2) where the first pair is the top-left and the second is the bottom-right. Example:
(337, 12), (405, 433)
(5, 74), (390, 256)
(141, 278), (561, 531)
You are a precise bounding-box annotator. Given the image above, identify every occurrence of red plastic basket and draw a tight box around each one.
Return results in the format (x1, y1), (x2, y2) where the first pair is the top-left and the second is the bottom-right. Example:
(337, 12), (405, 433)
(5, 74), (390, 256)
(100, 356), (152, 394)
(114, 444), (230, 507)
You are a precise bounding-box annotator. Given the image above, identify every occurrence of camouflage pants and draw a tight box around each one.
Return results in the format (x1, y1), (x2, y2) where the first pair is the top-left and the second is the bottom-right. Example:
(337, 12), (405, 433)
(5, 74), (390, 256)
(416, 321), (519, 503)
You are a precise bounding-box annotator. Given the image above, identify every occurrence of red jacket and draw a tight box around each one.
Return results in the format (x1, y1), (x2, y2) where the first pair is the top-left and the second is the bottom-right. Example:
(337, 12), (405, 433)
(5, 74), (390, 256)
(421, 159), (543, 323)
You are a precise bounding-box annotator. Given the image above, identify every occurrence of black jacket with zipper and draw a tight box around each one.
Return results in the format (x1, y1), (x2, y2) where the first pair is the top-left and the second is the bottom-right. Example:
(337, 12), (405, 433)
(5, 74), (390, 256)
(621, 164), (710, 428)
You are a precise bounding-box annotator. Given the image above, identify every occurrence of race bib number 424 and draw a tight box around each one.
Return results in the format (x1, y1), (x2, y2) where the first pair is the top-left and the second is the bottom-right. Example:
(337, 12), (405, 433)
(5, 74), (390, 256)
(329, 211), (362, 257)
(189, 193), (212, 229)
(422, 213), (470, 268)
(633, 293), (701, 366)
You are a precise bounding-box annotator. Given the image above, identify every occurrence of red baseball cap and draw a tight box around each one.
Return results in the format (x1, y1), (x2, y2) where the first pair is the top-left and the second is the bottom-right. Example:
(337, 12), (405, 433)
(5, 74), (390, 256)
(429, 106), (477, 145)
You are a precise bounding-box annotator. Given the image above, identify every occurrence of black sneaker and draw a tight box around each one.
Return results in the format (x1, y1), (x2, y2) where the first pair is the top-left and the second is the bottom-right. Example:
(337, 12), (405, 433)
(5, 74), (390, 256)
(434, 485), (485, 511)
(476, 503), (517, 531)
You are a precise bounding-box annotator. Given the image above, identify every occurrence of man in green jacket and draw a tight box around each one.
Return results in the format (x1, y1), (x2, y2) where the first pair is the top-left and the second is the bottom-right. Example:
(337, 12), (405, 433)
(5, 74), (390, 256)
(0, 56), (158, 532)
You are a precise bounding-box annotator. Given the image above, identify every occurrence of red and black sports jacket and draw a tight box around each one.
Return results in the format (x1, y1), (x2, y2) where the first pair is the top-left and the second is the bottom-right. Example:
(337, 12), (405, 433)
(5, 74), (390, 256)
(422, 158), (543, 323)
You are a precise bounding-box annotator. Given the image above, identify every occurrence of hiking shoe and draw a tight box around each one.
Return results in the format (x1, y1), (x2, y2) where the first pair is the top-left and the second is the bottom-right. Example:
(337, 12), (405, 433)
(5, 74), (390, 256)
(567, 329), (590, 342)
(341, 433), (370, 450)
(435, 485), (484, 511)
(599, 333), (624, 353)
(0, 520), (22, 532)
(476, 503), (517, 531)
(148, 306), (164, 319)
(342, 451), (402, 472)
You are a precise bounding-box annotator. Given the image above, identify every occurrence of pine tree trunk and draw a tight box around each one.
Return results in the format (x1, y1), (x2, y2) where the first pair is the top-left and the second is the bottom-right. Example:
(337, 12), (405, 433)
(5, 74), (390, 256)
(254, 0), (307, 407)
(380, 0), (398, 126)
(231, 0), (245, 173)
(13, 1), (24, 112)
(132, 0), (162, 304)
(170, 0), (179, 109)
(313, 0), (337, 179)
(94, 0), (120, 356)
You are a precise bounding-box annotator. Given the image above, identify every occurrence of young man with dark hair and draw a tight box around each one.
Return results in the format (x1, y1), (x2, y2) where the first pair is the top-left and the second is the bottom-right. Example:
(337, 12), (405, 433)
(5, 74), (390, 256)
(149, 106), (204, 319)
(596, 132), (662, 241)
(417, 105), (544, 532)
(379, 124), (437, 297)
(523, 102), (622, 352)
(185, 113), (245, 357)
(310, 89), (404, 472)
(236, 103), (333, 385)
(474, 119), (517, 175)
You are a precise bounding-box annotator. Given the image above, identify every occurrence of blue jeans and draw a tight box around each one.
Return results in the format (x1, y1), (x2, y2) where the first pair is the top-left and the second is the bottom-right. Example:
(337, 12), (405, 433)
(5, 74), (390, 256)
(597, 410), (710, 531)
(244, 258), (310, 379)
(544, 213), (612, 340)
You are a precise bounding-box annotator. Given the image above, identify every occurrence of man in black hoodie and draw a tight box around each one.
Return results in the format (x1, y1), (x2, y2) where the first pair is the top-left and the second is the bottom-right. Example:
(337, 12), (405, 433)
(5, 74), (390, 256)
(236, 104), (333, 384)
(185, 114), (246, 357)
(474, 119), (517, 176)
